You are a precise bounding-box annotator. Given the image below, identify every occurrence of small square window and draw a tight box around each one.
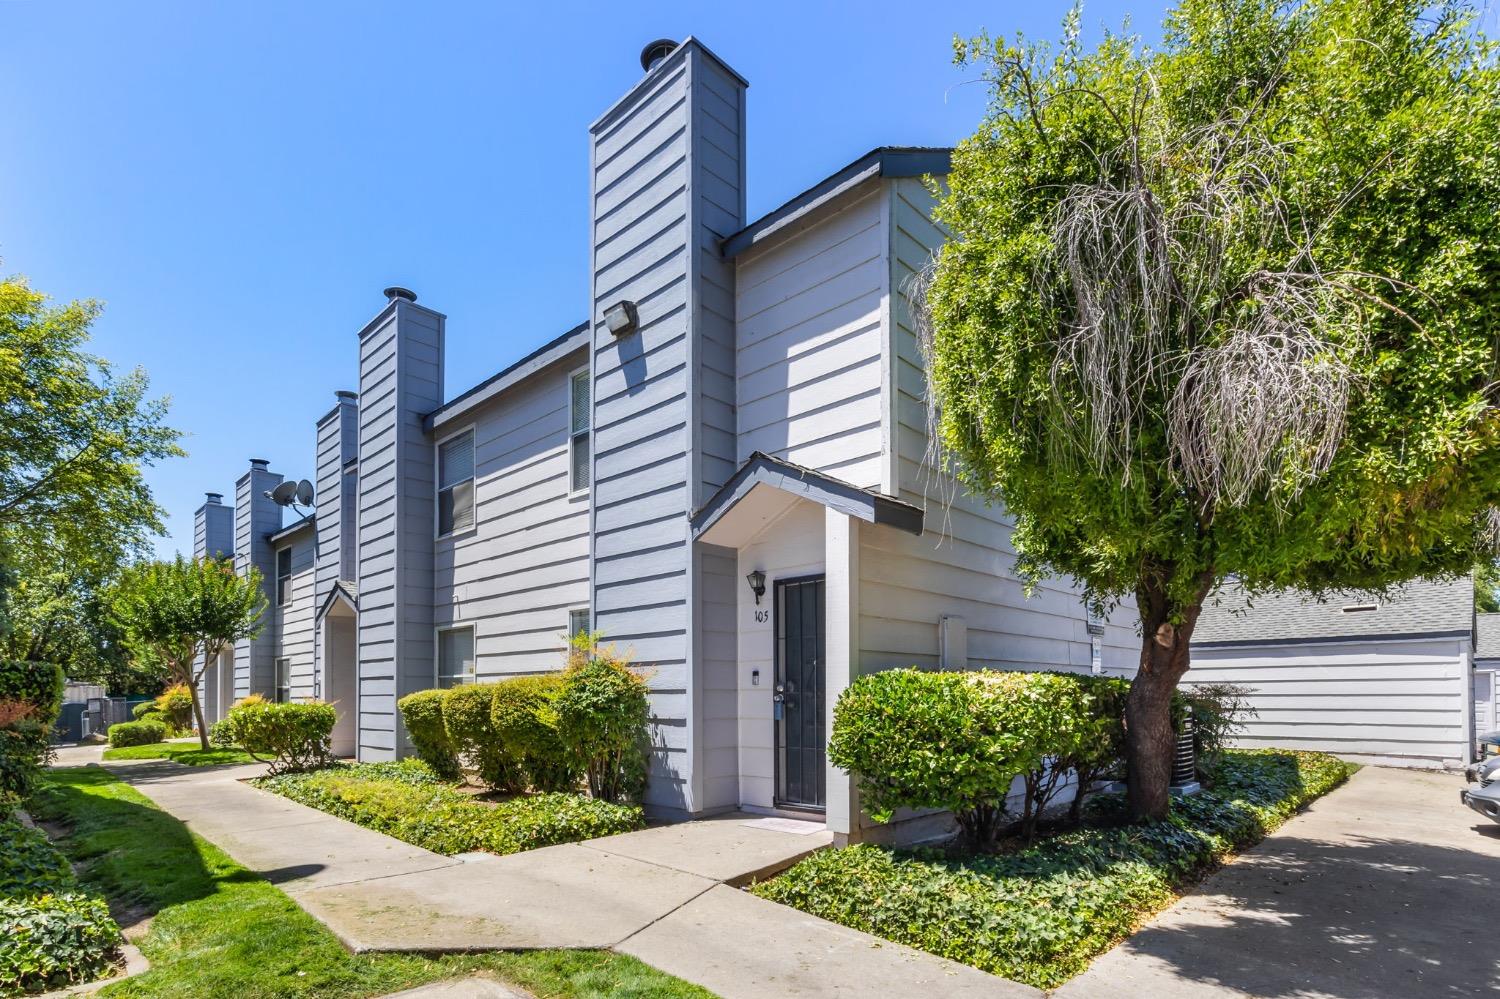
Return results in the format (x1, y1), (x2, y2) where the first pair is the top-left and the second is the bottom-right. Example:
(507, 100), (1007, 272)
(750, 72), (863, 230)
(568, 608), (590, 640)
(437, 626), (475, 689)
(438, 430), (475, 536)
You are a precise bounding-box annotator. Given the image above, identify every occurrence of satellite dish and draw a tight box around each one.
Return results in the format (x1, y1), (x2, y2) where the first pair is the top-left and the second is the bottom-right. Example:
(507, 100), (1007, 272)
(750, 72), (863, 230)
(295, 479), (315, 507)
(268, 481), (299, 506)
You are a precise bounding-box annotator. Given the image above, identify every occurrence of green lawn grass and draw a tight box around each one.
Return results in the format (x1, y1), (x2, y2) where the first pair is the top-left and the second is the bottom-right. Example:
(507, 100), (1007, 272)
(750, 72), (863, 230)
(32, 767), (712, 999)
(100, 741), (260, 766)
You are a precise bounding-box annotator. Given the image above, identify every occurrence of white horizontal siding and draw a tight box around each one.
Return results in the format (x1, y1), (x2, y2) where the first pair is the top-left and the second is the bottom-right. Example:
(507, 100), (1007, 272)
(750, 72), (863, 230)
(1185, 638), (1470, 765)
(877, 177), (1136, 676)
(734, 182), (885, 489)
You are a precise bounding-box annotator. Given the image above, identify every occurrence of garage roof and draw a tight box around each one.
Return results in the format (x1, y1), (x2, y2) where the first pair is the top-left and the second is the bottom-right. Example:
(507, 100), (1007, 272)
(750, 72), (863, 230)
(1194, 575), (1474, 647)
(1476, 612), (1500, 661)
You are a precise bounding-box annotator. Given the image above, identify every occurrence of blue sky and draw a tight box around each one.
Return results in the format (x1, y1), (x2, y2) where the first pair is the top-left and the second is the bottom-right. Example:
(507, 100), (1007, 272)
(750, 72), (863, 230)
(1, 0), (1153, 558)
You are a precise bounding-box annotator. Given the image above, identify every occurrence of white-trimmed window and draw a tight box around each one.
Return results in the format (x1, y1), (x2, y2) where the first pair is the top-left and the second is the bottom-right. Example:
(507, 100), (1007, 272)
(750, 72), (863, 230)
(274, 657), (291, 703)
(276, 547), (293, 606)
(569, 369), (590, 493)
(437, 429), (475, 537)
(568, 607), (590, 640)
(436, 625), (475, 688)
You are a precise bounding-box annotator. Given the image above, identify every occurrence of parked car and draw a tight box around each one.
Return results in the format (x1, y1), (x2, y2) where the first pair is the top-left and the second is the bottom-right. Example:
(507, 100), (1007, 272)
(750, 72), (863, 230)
(1462, 781), (1500, 824)
(1467, 755), (1500, 786)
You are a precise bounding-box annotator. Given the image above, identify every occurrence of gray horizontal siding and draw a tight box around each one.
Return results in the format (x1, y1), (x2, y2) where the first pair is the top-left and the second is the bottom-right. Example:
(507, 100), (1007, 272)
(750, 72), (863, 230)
(434, 352), (590, 677)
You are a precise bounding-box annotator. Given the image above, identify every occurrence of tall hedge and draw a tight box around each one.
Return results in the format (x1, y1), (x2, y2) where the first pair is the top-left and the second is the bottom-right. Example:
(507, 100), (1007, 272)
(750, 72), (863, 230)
(0, 660), (64, 726)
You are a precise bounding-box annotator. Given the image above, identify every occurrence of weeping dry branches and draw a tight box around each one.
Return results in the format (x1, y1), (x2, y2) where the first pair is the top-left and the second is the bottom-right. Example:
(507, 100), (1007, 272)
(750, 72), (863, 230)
(1034, 80), (1385, 512)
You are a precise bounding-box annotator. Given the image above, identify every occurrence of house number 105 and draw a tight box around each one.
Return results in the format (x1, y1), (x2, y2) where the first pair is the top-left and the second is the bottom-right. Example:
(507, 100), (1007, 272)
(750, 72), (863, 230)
(754, 610), (770, 623)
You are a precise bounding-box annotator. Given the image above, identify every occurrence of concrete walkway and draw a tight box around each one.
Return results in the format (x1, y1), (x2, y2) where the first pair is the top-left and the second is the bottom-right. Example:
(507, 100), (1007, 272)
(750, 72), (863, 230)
(1056, 765), (1500, 998)
(85, 760), (1033, 998)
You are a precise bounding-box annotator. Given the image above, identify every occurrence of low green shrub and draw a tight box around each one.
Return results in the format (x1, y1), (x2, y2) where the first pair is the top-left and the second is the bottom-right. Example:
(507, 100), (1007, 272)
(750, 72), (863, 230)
(107, 719), (166, 748)
(0, 701), (52, 806)
(0, 661), (64, 728)
(397, 689), (460, 780)
(153, 684), (196, 733)
(555, 637), (649, 802)
(1181, 682), (1258, 785)
(130, 700), (159, 721)
(257, 763), (642, 856)
(207, 718), (234, 749)
(492, 675), (576, 792)
(0, 819), (73, 899)
(0, 815), (122, 994)
(0, 893), (121, 994)
(222, 701), (334, 775)
(753, 750), (1350, 989)
(442, 684), (520, 792)
(829, 669), (1050, 846)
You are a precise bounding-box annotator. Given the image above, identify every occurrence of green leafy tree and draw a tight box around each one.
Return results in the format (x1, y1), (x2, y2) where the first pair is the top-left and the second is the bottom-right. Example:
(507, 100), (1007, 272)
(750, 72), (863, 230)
(109, 557), (267, 750)
(1476, 561), (1500, 613)
(927, 0), (1500, 818)
(0, 274), (182, 690)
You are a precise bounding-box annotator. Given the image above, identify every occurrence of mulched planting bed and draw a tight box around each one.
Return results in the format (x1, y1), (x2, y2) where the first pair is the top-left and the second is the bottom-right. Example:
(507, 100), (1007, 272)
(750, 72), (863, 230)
(751, 749), (1352, 989)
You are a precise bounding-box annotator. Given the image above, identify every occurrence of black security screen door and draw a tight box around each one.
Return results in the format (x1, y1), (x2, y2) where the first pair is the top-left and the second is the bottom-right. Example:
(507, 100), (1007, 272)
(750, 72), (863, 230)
(775, 575), (826, 810)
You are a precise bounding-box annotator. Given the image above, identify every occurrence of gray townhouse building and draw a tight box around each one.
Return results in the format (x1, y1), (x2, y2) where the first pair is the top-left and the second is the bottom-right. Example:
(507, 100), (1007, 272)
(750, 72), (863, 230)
(189, 37), (1138, 839)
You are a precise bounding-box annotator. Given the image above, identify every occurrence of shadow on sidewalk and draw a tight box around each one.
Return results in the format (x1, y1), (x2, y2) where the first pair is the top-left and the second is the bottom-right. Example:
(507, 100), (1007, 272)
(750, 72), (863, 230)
(1113, 831), (1500, 998)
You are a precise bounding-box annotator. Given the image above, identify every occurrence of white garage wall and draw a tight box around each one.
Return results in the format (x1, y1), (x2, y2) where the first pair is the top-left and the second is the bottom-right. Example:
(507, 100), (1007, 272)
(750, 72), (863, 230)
(1186, 636), (1471, 767)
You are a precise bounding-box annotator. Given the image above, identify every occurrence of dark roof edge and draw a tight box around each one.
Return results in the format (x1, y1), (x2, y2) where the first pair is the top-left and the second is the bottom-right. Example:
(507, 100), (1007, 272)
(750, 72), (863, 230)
(266, 517), (316, 546)
(424, 323), (589, 433)
(721, 147), (952, 260)
(690, 451), (923, 540)
(1193, 628), (1472, 650)
(315, 580), (357, 622)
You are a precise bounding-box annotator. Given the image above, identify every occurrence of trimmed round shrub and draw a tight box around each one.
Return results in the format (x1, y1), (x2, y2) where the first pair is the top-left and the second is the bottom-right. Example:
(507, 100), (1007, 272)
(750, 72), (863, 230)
(442, 684), (520, 792)
(397, 689), (460, 780)
(830, 669), (1056, 847)
(153, 684), (195, 733)
(208, 718), (235, 749)
(491, 675), (576, 792)
(555, 652), (649, 803)
(0, 892), (122, 994)
(130, 700), (159, 721)
(106, 719), (167, 748)
(223, 701), (334, 775)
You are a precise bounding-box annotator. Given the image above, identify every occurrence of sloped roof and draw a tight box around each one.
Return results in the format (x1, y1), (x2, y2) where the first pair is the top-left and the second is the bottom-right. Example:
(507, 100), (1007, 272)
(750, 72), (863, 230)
(1194, 575), (1473, 647)
(1475, 612), (1500, 660)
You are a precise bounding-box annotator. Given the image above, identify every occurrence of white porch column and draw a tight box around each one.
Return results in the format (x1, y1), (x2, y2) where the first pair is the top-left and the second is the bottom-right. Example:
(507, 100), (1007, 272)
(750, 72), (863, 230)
(824, 508), (860, 839)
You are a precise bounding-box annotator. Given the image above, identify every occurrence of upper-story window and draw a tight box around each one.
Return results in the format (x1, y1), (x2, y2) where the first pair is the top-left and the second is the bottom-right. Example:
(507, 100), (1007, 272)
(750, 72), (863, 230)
(276, 547), (292, 605)
(569, 369), (590, 493)
(437, 429), (475, 537)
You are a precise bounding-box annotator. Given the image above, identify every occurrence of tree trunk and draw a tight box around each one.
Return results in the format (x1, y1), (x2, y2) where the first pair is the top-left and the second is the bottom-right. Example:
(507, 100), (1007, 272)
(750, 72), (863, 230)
(1125, 572), (1213, 821)
(183, 660), (211, 751)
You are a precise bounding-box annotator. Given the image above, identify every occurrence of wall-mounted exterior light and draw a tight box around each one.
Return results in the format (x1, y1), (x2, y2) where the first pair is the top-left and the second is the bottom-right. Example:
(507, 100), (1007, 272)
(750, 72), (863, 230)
(603, 300), (639, 338)
(745, 569), (766, 606)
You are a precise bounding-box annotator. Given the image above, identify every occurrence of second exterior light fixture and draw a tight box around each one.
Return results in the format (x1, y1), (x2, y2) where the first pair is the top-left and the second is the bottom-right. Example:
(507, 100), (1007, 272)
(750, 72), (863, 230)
(604, 300), (639, 337)
(746, 569), (766, 605)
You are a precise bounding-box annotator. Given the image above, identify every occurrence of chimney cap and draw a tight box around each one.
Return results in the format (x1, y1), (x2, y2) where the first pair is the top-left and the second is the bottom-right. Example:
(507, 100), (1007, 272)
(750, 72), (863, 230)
(205, 492), (223, 504)
(249, 458), (269, 469)
(384, 286), (417, 303)
(335, 390), (358, 401)
(640, 39), (677, 73)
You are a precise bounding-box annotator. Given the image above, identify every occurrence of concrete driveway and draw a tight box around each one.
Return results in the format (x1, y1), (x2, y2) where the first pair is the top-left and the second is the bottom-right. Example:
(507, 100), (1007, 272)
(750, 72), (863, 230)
(1057, 765), (1499, 998)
